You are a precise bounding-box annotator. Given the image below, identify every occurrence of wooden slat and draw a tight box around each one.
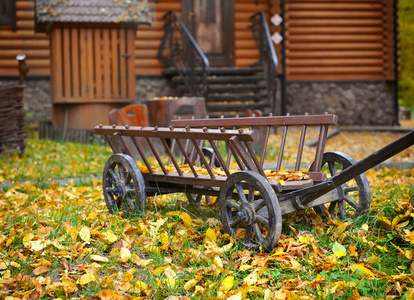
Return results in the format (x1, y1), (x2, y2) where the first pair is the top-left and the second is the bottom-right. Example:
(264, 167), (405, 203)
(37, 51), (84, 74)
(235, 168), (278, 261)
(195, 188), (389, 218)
(71, 28), (80, 99)
(287, 34), (383, 42)
(102, 28), (111, 98)
(111, 28), (120, 98)
(94, 28), (103, 98)
(287, 3), (383, 10)
(79, 28), (88, 98)
(119, 29), (127, 99)
(51, 28), (63, 100)
(86, 28), (94, 99)
(126, 28), (136, 99)
(286, 42), (384, 50)
(287, 58), (384, 66)
(62, 28), (72, 98)
(287, 50), (384, 58)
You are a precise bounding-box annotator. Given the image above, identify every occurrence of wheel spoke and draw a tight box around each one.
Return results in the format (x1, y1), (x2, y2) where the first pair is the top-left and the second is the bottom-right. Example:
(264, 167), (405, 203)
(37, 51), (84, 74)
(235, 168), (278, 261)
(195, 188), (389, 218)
(344, 185), (359, 193)
(108, 169), (119, 182)
(124, 172), (132, 185)
(343, 195), (359, 210)
(229, 217), (243, 228)
(254, 199), (266, 212)
(125, 186), (136, 195)
(247, 185), (255, 202)
(328, 201), (337, 215)
(327, 161), (337, 176)
(244, 225), (253, 244)
(252, 223), (265, 244)
(256, 215), (269, 226)
(235, 183), (248, 203)
(225, 199), (240, 211)
(338, 200), (347, 220)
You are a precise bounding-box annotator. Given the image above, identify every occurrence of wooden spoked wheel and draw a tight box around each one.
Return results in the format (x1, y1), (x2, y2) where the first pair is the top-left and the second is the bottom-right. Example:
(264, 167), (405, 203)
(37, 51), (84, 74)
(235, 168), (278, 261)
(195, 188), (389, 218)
(311, 151), (371, 220)
(103, 153), (146, 218)
(219, 170), (282, 251)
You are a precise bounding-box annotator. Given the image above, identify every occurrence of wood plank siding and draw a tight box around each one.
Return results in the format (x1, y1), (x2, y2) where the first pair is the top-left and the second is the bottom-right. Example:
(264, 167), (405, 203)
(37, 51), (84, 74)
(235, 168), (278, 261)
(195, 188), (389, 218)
(51, 26), (136, 103)
(285, 0), (395, 80)
(1, 0), (395, 81)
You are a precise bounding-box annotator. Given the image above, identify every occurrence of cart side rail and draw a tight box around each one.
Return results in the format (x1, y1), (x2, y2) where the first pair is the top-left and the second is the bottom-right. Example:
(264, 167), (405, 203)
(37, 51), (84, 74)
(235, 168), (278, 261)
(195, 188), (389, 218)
(95, 124), (266, 182)
(170, 113), (338, 176)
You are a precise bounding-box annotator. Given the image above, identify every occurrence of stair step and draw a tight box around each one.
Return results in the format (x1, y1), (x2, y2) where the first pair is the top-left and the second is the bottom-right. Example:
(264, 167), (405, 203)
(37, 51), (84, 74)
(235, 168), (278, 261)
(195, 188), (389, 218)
(207, 93), (265, 102)
(207, 84), (267, 93)
(209, 67), (264, 75)
(206, 103), (269, 113)
(208, 75), (265, 84)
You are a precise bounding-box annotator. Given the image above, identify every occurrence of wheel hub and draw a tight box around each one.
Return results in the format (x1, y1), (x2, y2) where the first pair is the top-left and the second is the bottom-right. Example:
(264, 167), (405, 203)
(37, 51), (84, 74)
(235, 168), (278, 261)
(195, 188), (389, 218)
(112, 181), (126, 198)
(238, 202), (256, 225)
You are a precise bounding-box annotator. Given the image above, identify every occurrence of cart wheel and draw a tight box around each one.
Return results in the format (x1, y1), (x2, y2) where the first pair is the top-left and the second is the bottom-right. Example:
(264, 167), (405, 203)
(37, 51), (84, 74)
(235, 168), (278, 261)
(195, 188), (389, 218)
(185, 147), (221, 205)
(103, 153), (146, 218)
(219, 170), (282, 251)
(310, 151), (371, 220)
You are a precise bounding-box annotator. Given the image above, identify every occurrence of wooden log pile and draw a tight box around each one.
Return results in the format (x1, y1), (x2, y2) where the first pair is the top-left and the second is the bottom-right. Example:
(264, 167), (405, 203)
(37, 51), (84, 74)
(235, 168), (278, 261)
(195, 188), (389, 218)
(0, 82), (26, 155)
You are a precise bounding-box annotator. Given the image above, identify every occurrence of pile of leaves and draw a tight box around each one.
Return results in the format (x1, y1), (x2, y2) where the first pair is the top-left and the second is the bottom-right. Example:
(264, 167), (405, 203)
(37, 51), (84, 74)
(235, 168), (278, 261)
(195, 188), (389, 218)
(0, 131), (413, 299)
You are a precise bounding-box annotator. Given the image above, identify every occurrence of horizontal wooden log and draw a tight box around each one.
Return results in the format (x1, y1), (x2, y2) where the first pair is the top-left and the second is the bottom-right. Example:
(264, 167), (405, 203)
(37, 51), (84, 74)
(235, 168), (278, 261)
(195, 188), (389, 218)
(134, 30), (163, 39)
(235, 58), (259, 67)
(134, 49), (158, 58)
(0, 30), (48, 39)
(286, 11), (383, 19)
(234, 3), (269, 11)
(16, 10), (34, 20)
(135, 67), (164, 75)
(135, 40), (161, 49)
(235, 49), (260, 58)
(287, 73), (385, 81)
(286, 42), (384, 50)
(235, 40), (259, 49)
(288, 26), (383, 34)
(287, 66), (383, 74)
(287, 34), (383, 42)
(286, 50), (384, 58)
(0, 59), (50, 68)
(286, 58), (384, 66)
(134, 58), (163, 68)
(235, 31), (254, 40)
(0, 49), (50, 58)
(0, 68), (50, 76)
(287, 19), (382, 27)
(287, 3), (383, 10)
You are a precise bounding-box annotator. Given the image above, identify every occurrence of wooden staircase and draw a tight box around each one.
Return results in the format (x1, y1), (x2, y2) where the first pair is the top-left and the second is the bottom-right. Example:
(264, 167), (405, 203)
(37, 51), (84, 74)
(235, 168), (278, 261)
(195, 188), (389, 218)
(167, 66), (270, 118)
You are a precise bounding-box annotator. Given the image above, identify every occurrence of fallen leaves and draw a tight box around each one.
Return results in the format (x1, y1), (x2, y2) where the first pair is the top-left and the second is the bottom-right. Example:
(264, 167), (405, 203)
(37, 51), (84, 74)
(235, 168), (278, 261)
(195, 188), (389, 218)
(0, 132), (413, 299)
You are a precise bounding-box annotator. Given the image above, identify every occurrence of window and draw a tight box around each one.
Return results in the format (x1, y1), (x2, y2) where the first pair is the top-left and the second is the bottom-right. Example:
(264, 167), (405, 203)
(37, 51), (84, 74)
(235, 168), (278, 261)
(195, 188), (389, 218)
(0, 0), (17, 31)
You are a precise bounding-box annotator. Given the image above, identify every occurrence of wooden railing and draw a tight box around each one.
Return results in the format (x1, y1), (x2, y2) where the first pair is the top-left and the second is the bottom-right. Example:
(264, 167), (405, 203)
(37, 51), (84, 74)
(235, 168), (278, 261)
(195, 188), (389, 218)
(250, 11), (279, 115)
(157, 10), (210, 98)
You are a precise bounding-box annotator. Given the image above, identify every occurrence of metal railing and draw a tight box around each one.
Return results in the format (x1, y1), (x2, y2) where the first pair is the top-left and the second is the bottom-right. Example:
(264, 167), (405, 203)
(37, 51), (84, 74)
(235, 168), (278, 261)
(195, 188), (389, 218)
(157, 10), (210, 98)
(250, 11), (279, 115)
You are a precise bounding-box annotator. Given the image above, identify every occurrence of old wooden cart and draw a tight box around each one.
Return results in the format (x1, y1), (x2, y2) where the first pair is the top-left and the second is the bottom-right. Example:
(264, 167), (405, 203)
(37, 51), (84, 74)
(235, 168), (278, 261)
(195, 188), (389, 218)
(95, 114), (414, 250)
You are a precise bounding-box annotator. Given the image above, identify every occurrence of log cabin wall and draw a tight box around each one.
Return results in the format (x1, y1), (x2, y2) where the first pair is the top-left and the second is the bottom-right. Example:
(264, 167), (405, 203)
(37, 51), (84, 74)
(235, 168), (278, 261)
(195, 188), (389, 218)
(1, 0), (395, 81)
(0, 0), (398, 126)
(285, 0), (395, 81)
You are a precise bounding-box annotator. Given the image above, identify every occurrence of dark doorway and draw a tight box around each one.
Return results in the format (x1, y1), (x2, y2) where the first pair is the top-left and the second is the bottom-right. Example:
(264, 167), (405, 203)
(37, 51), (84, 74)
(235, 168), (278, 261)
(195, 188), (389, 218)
(182, 0), (235, 67)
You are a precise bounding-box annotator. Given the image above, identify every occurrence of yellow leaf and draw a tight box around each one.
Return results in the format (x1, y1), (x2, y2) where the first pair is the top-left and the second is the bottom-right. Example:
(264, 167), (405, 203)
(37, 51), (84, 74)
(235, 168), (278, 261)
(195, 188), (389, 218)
(349, 264), (375, 278)
(33, 265), (50, 275)
(239, 264), (254, 271)
(227, 292), (243, 300)
(77, 272), (96, 285)
(154, 266), (166, 275)
(219, 276), (234, 294)
(205, 228), (217, 243)
(376, 245), (389, 252)
(91, 254), (109, 262)
(405, 250), (413, 260)
(119, 247), (131, 262)
(103, 229), (118, 244)
(23, 233), (34, 243)
(350, 245), (358, 256)
(79, 226), (91, 242)
(164, 266), (177, 279)
(244, 270), (258, 285)
(184, 277), (199, 290)
(164, 277), (176, 289)
(95, 289), (123, 300)
(180, 212), (192, 227)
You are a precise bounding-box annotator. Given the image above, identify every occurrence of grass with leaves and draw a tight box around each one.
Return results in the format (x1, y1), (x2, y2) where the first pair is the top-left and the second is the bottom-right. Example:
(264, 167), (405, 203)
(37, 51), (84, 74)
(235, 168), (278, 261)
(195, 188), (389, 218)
(0, 131), (413, 299)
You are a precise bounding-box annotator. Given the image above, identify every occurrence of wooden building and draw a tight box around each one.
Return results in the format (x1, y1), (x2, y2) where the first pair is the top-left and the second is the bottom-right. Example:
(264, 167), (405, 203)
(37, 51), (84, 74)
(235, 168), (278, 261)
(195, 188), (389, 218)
(0, 0), (399, 126)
